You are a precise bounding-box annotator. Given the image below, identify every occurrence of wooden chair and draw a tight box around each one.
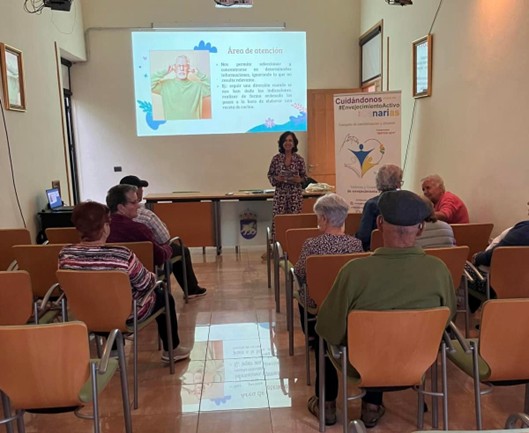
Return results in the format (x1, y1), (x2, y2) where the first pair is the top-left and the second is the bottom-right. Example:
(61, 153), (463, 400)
(12, 244), (67, 322)
(451, 223), (494, 260)
(45, 227), (81, 244)
(0, 322), (132, 433)
(0, 271), (33, 325)
(300, 252), (370, 385)
(448, 299), (529, 430)
(56, 269), (175, 410)
(107, 241), (155, 272)
(319, 307), (451, 433)
(0, 228), (31, 270)
(369, 229), (383, 251)
(112, 238), (189, 302)
(284, 228), (320, 355)
(271, 213), (318, 311)
(344, 213), (362, 238)
(488, 247), (529, 299)
(424, 246), (471, 335)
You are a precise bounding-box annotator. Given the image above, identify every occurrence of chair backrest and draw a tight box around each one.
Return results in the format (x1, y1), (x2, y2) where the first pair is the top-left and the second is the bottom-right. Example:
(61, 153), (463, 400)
(424, 246), (470, 290)
(13, 244), (66, 298)
(107, 241), (155, 272)
(274, 213), (318, 247)
(345, 213), (362, 236)
(0, 228), (31, 270)
(450, 223), (494, 260)
(306, 252), (371, 306)
(347, 307), (450, 387)
(56, 270), (132, 332)
(370, 229), (383, 251)
(0, 322), (90, 410)
(479, 299), (529, 381)
(489, 247), (529, 298)
(0, 271), (33, 325)
(45, 227), (81, 244)
(285, 228), (320, 265)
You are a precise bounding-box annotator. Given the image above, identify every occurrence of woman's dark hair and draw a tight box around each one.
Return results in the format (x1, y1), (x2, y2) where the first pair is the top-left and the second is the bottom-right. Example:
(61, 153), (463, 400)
(277, 131), (299, 153)
(71, 201), (111, 242)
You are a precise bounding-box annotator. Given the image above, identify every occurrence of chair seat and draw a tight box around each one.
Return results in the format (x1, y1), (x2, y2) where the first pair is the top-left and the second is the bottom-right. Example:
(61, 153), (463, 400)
(293, 289), (318, 315)
(125, 307), (165, 333)
(447, 339), (491, 380)
(279, 259), (293, 273)
(79, 358), (119, 404)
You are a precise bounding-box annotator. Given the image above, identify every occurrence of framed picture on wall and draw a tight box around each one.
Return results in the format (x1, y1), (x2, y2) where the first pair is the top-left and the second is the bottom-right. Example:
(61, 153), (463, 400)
(360, 21), (383, 86)
(0, 43), (26, 111)
(412, 34), (432, 98)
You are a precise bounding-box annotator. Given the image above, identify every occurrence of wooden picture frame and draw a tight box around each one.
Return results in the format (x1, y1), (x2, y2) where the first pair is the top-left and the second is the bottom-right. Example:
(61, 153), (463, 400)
(412, 34), (432, 98)
(0, 43), (26, 111)
(360, 21), (383, 86)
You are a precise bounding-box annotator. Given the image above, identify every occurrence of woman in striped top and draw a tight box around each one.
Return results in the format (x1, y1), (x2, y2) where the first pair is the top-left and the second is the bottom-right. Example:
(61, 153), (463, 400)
(58, 201), (190, 363)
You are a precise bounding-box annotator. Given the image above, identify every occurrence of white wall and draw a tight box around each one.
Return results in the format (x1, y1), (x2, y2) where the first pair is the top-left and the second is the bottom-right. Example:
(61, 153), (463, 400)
(0, 2), (86, 238)
(73, 0), (361, 202)
(361, 0), (529, 234)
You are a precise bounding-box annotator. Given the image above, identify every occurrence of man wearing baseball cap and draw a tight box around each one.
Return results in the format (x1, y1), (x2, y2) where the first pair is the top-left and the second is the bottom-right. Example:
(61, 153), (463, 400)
(309, 190), (456, 427)
(118, 175), (207, 298)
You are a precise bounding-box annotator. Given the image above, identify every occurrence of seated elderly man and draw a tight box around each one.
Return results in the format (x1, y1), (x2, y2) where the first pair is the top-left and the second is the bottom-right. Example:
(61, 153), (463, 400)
(421, 174), (469, 223)
(119, 175), (206, 298)
(106, 183), (207, 298)
(356, 164), (403, 251)
(309, 190), (456, 427)
(294, 193), (363, 346)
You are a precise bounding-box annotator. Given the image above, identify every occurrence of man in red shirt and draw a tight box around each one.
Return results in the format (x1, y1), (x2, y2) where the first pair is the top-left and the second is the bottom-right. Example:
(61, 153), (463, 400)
(421, 174), (469, 223)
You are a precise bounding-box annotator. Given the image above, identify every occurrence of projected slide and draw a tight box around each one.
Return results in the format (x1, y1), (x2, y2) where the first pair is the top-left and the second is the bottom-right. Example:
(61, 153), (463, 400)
(132, 31), (307, 136)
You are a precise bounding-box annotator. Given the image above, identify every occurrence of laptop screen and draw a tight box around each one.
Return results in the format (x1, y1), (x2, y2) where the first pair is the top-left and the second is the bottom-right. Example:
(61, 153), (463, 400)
(46, 188), (63, 209)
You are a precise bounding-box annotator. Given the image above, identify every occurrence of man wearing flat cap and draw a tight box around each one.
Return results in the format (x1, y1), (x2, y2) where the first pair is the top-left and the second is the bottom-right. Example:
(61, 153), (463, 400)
(309, 190), (456, 428)
(113, 175), (207, 298)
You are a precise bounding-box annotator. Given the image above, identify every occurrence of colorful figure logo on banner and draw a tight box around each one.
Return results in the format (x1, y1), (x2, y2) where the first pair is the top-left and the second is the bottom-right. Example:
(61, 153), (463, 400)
(340, 134), (385, 178)
(240, 209), (257, 240)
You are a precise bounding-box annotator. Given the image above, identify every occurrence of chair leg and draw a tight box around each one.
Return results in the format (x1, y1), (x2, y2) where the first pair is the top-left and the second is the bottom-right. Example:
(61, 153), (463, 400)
(90, 362), (100, 433)
(163, 285), (175, 375)
(266, 229), (272, 289)
(463, 277), (470, 337)
(180, 247), (188, 303)
(116, 335), (133, 433)
(470, 341), (483, 430)
(318, 336), (326, 433)
(304, 291), (311, 386)
(417, 383), (425, 429)
(524, 383), (529, 414)
(273, 244), (280, 313)
(283, 254), (289, 317)
(133, 303), (139, 410)
(341, 346), (349, 433)
(441, 342), (449, 430)
(1, 391), (14, 433)
(287, 273), (294, 356)
(15, 410), (25, 433)
(431, 359), (439, 429)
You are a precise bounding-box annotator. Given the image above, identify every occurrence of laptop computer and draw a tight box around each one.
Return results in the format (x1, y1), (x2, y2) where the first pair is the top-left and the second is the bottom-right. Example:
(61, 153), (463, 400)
(46, 188), (74, 212)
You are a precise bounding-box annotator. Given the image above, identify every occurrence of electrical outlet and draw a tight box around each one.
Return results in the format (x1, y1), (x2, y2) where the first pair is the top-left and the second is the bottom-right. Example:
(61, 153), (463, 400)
(114, 166), (122, 172)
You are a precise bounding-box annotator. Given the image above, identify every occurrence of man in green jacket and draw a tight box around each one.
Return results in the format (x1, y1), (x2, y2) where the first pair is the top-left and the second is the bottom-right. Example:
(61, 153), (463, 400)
(309, 190), (456, 428)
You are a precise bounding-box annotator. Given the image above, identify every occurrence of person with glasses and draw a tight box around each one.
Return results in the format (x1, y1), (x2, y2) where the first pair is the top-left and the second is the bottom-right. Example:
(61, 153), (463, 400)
(118, 176), (207, 298)
(356, 164), (403, 251)
(106, 184), (207, 298)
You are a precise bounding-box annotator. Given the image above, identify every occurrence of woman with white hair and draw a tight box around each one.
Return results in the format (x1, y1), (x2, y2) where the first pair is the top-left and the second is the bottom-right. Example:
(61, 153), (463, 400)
(294, 193), (362, 336)
(294, 192), (362, 425)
